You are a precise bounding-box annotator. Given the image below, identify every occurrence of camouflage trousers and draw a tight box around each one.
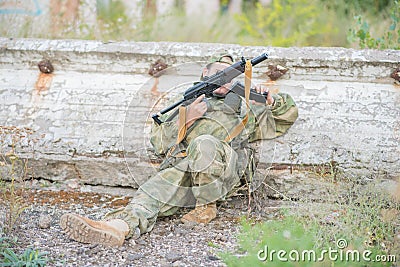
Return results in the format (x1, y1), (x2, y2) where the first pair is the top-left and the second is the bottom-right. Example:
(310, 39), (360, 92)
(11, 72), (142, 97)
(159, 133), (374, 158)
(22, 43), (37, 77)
(105, 135), (240, 238)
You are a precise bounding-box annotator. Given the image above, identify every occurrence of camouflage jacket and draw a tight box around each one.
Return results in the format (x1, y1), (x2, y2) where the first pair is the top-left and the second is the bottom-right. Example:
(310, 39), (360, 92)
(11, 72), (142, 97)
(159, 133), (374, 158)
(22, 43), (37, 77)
(150, 92), (298, 156)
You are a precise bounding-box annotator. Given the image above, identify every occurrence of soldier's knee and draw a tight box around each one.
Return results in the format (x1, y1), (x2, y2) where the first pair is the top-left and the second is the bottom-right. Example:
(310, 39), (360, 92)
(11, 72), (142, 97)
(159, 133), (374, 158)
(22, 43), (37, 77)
(187, 135), (219, 156)
(191, 134), (218, 144)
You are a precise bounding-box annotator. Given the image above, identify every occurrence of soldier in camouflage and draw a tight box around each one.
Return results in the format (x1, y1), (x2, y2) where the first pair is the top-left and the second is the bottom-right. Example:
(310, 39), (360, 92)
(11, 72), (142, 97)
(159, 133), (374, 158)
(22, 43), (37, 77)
(60, 53), (298, 247)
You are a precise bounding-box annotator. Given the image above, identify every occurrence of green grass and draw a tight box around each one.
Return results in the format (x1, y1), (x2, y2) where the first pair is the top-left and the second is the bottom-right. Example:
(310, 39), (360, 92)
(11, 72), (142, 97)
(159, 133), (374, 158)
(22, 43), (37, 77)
(0, 235), (48, 267)
(220, 178), (400, 266)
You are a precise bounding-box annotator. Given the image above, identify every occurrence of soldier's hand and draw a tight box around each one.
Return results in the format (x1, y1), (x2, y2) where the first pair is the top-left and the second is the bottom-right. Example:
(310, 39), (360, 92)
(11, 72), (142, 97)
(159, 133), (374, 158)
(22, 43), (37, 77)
(255, 84), (275, 106)
(185, 94), (207, 127)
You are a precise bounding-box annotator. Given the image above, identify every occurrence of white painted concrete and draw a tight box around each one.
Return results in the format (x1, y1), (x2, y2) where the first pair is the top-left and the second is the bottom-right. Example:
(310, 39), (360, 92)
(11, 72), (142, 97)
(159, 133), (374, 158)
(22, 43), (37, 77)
(0, 38), (399, 189)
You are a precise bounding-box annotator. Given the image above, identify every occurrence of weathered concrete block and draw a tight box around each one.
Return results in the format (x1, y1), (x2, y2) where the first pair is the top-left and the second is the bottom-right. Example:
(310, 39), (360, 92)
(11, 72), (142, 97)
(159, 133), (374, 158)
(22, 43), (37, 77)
(0, 38), (399, 196)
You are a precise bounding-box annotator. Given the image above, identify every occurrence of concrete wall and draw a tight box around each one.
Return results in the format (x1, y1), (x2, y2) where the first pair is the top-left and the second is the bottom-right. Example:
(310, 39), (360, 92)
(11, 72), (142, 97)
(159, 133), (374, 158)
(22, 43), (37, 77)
(0, 38), (399, 191)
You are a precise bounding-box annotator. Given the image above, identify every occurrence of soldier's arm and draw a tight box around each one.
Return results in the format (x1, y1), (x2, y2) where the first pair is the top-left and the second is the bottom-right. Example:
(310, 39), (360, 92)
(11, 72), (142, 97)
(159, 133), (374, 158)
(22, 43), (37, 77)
(150, 119), (179, 155)
(247, 93), (298, 142)
(270, 93), (298, 137)
(149, 95), (181, 155)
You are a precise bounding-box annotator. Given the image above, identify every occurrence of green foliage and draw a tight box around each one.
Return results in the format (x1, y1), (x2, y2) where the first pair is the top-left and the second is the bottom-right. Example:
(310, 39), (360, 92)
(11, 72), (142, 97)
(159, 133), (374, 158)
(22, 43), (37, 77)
(207, 241), (219, 248)
(321, 0), (391, 14)
(97, 0), (128, 24)
(0, 248), (48, 267)
(235, 0), (335, 47)
(0, 235), (17, 251)
(0, 0), (397, 48)
(0, 235), (48, 267)
(220, 217), (394, 266)
(96, 0), (130, 39)
(130, 9), (240, 44)
(220, 215), (322, 266)
(221, 180), (399, 267)
(348, 0), (399, 49)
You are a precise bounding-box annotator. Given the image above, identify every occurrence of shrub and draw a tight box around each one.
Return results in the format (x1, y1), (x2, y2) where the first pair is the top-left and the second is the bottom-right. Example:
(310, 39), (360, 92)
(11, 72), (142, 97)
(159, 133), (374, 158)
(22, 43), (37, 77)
(234, 0), (336, 47)
(347, 0), (399, 49)
(0, 126), (33, 234)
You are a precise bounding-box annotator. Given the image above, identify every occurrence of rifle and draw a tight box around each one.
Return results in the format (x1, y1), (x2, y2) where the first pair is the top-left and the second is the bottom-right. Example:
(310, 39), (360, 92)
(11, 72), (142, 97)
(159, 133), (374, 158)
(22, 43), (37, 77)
(151, 52), (269, 125)
(229, 81), (269, 103)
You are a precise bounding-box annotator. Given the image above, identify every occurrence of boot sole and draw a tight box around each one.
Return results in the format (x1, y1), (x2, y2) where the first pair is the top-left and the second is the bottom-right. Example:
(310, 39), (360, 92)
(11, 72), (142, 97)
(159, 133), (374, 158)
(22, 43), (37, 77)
(60, 213), (124, 247)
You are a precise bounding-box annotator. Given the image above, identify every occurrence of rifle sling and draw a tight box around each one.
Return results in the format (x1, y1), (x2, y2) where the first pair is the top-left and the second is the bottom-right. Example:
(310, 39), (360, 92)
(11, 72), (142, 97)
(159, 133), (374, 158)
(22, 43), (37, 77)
(224, 60), (252, 143)
(167, 106), (188, 158)
(177, 106), (187, 143)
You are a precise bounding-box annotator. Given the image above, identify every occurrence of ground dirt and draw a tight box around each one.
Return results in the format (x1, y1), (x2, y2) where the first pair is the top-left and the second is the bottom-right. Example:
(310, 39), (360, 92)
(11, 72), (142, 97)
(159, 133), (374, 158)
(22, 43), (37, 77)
(0, 184), (288, 267)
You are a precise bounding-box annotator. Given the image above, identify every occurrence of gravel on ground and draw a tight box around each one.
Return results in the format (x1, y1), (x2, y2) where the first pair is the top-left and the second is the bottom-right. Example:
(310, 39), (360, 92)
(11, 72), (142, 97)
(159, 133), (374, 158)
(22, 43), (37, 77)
(1, 183), (286, 267)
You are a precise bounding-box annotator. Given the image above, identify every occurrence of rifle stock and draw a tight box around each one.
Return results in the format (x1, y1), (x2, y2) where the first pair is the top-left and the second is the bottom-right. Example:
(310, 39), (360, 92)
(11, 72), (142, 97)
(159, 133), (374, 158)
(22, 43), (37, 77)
(152, 52), (268, 124)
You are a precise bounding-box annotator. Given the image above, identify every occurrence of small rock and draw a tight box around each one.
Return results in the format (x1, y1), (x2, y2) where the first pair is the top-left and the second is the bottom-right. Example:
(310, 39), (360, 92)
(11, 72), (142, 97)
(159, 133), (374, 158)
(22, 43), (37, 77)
(172, 260), (184, 266)
(180, 221), (196, 229)
(218, 235), (227, 242)
(166, 252), (182, 262)
(135, 239), (147, 246)
(38, 214), (52, 229)
(208, 255), (220, 261)
(159, 259), (169, 267)
(126, 253), (145, 261)
(66, 179), (80, 190)
(174, 227), (189, 236)
(154, 228), (167, 235)
(128, 239), (137, 246)
(88, 245), (101, 255)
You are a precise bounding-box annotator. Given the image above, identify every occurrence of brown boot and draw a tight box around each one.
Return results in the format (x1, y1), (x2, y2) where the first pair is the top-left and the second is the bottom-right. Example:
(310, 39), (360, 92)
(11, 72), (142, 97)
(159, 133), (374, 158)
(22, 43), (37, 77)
(181, 202), (217, 224)
(60, 213), (130, 247)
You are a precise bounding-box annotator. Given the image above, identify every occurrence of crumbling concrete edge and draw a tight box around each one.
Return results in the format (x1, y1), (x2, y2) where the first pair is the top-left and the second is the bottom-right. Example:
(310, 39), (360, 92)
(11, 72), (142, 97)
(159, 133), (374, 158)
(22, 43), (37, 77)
(1, 37), (399, 82)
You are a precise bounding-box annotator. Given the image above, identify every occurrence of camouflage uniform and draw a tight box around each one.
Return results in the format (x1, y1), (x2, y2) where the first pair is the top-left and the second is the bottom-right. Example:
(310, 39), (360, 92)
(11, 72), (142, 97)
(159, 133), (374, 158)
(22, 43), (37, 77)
(105, 91), (298, 238)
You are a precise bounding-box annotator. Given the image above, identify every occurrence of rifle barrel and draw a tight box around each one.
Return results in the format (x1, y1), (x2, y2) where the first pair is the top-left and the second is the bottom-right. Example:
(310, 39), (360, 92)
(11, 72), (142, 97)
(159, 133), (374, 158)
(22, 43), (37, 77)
(251, 53), (269, 66)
